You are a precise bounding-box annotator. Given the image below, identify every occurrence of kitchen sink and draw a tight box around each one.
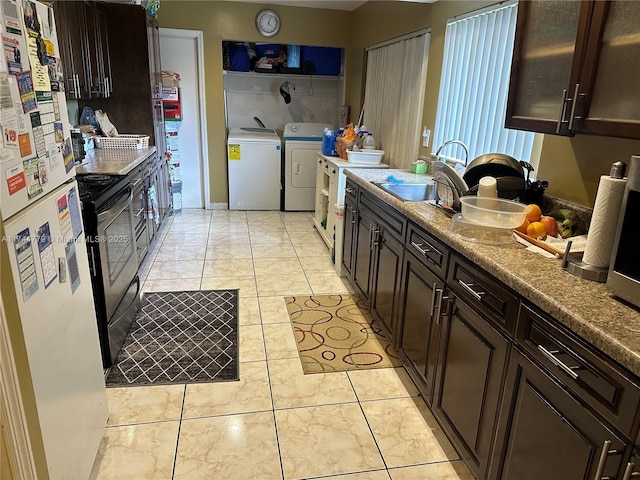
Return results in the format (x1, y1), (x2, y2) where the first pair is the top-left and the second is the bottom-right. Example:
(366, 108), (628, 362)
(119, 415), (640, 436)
(373, 181), (438, 202)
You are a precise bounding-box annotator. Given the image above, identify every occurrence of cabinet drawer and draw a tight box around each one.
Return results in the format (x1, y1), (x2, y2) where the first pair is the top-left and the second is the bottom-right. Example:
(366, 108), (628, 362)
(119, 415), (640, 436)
(406, 222), (449, 279)
(447, 254), (519, 336)
(319, 157), (337, 179)
(359, 189), (406, 242)
(517, 303), (640, 438)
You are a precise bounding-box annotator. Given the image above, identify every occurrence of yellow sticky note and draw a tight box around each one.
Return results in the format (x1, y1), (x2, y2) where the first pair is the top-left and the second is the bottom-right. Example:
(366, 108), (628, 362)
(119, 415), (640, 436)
(228, 144), (240, 160)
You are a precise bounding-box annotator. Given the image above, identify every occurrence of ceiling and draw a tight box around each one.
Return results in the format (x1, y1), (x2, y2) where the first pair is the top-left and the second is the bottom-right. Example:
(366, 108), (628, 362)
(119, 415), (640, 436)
(220, 0), (434, 12)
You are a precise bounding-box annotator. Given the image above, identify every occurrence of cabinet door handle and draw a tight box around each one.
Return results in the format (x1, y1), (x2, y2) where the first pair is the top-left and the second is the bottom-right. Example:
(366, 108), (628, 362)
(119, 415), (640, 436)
(622, 462), (640, 479)
(458, 280), (485, 301)
(345, 186), (356, 194)
(372, 228), (380, 247)
(568, 83), (581, 132)
(592, 440), (612, 480)
(350, 207), (357, 224)
(411, 241), (431, 255)
(369, 225), (374, 250)
(431, 286), (444, 324)
(537, 345), (580, 380)
(556, 88), (568, 134)
(429, 282), (438, 318)
(74, 74), (81, 99)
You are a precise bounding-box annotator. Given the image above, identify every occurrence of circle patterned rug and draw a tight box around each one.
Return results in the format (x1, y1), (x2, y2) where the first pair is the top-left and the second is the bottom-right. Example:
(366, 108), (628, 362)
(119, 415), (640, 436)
(285, 294), (402, 374)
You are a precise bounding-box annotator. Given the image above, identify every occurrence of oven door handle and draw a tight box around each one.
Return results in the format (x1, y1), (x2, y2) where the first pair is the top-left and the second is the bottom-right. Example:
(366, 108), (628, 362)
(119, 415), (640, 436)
(97, 189), (133, 225)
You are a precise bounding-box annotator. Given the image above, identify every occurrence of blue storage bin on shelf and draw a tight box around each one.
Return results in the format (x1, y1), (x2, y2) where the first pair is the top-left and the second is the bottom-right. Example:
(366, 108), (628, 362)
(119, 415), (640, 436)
(301, 46), (341, 76)
(255, 44), (282, 59)
(229, 43), (250, 72)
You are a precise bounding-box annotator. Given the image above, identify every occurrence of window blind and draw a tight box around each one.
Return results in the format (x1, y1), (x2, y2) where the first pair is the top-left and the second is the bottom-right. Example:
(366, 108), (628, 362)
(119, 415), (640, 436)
(433, 2), (535, 163)
(363, 31), (430, 169)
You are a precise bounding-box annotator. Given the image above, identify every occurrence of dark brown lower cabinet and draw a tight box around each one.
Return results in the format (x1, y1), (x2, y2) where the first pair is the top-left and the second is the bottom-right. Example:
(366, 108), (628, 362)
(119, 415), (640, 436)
(398, 250), (444, 403)
(370, 227), (403, 341)
(489, 347), (630, 480)
(353, 207), (376, 300)
(432, 292), (510, 479)
(342, 195), (357, 278)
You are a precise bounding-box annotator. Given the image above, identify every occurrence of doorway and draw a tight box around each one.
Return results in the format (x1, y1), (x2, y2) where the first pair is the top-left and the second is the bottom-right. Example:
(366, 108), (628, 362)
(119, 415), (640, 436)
(159, 28), (209, 209)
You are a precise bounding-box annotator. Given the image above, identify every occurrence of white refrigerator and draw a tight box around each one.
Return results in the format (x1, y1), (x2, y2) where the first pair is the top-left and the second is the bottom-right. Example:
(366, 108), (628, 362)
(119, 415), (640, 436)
(0, 1), (108, 478)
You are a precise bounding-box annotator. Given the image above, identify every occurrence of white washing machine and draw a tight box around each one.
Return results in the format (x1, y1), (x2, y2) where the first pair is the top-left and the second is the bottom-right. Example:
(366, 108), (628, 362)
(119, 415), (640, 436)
(283, 122), (333, 211)
(227, 127), (282, 210)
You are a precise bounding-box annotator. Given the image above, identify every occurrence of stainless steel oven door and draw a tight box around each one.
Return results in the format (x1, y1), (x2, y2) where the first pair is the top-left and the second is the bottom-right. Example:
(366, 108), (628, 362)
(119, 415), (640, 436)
(97, 188), (138, 323)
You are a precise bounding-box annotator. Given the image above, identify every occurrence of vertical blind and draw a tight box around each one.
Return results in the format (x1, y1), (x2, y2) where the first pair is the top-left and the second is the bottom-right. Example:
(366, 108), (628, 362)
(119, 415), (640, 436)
(433, 2), (535, 163)
(363, 31), (430, 169)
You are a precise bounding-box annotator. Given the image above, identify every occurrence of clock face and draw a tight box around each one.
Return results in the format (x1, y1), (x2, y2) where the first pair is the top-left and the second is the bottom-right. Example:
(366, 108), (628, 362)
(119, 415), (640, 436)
(256, 9), (280, 37)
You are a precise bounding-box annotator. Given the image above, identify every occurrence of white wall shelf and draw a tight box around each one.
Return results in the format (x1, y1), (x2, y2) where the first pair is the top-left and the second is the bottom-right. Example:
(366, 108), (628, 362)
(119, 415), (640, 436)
(223, 70), (343, 80)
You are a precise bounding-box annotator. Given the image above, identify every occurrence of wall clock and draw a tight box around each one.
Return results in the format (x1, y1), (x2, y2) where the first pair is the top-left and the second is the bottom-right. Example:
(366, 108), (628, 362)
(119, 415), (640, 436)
(256, 9), (280, 37)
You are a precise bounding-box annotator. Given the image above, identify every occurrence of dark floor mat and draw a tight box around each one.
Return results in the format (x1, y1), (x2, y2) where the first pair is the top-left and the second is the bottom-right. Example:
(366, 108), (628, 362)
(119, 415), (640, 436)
(106, 290), (239, 387)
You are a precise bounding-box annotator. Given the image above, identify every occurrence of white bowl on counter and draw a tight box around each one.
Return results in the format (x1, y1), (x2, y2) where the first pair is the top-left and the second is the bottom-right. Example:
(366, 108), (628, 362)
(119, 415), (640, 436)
(346, 149), (385, 165)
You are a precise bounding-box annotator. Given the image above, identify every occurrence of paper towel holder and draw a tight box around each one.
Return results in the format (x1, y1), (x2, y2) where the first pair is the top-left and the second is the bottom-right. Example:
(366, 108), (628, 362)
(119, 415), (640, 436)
(561, 161), (627, 283)
(562, 241), (609, 282)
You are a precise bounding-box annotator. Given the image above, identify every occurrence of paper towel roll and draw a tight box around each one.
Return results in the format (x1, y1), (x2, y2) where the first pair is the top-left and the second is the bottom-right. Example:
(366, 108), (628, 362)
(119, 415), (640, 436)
(582, 175), (627, 268)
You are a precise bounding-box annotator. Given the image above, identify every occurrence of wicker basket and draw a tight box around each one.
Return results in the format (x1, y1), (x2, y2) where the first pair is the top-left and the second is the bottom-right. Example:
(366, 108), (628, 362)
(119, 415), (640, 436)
(94, 135), (150, 150)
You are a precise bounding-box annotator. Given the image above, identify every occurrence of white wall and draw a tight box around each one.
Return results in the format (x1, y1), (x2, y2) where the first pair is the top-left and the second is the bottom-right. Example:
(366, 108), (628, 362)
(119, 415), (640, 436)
(224, 73), (343, 130)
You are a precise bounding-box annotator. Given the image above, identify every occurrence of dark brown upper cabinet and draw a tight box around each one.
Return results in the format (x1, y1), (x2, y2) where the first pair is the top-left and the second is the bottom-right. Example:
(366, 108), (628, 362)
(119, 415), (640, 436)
(54, 1), (112, 100)
(506, 1), (640, 139)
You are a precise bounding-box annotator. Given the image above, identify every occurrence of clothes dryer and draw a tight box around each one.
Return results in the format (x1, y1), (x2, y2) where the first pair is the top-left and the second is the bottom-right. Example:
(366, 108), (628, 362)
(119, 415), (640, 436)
(282, 122), (333, 211)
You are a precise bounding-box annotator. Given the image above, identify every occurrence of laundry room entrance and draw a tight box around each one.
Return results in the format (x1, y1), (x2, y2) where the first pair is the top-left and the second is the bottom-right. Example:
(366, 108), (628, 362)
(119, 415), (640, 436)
(221, 42), (346, 131)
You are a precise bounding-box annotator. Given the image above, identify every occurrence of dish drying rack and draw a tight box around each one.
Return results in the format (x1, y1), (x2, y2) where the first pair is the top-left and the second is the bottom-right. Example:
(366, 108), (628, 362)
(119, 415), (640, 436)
(430, 175), (460, 215)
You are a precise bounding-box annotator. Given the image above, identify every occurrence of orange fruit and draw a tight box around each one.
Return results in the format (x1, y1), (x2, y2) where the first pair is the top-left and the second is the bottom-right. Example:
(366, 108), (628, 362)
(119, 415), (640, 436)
(525, 204), (542, 223)
(515, 218), (530, 234)
(527, 221), (547, 240)
(539, 215), (558, 237)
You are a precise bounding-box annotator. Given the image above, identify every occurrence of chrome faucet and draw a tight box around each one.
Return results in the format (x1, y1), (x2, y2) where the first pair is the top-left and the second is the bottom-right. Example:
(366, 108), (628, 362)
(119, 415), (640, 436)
(434, 139), (469, 167)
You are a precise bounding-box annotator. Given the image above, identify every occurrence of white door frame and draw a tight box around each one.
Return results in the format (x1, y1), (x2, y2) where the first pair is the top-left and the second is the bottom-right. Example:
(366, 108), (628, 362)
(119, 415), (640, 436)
(0, 292), (38, 479)
(158, 28), (211, 209)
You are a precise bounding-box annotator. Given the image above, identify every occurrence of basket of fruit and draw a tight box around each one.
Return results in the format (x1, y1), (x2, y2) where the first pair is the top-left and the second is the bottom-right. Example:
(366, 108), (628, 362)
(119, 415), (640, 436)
(516, 205), (583, 240)
(513, 205), (586, 256)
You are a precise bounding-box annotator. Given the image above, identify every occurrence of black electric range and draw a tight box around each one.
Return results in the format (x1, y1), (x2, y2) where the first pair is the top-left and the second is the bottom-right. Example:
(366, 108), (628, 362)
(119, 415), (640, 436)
(77, 173), (131, 213)
(76, 173), (140, 368)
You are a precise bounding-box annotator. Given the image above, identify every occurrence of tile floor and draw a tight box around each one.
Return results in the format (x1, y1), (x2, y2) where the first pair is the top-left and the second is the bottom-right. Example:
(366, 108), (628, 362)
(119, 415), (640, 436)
(89, 209), (474, 480)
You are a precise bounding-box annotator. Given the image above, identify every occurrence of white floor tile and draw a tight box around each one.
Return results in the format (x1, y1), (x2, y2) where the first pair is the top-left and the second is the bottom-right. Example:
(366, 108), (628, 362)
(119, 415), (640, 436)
(102, 210), (466, 480)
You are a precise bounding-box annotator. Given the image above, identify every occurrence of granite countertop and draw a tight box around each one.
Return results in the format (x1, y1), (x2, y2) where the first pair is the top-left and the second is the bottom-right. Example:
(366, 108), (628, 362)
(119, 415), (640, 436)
(75, 146), (157, 175)
(345, 168), (640, 377)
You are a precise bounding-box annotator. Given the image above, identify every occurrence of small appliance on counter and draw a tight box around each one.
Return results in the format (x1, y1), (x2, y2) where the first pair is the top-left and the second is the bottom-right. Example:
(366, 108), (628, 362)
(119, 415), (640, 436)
(608, 155), (640, 308)
(71, 128), (86, 161)
(462, 153), (526, 200)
